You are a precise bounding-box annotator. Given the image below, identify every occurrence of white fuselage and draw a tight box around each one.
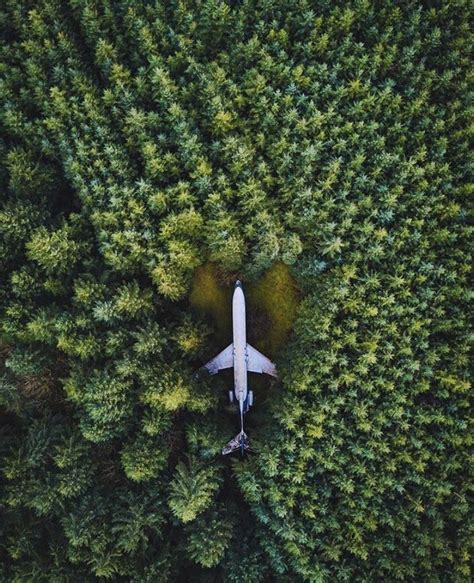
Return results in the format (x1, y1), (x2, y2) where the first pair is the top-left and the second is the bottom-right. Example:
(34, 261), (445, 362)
(232, 283), (248, 408)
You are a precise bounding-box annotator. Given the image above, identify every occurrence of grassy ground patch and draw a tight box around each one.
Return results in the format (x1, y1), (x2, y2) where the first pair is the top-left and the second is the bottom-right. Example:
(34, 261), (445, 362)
(247, 262), (301, 356)
(189, 262), (301, 356)
(189, 263), (233, 346)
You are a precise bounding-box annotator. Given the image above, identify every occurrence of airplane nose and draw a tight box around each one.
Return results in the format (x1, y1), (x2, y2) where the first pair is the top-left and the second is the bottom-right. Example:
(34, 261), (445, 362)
(235, 280), (242, 288)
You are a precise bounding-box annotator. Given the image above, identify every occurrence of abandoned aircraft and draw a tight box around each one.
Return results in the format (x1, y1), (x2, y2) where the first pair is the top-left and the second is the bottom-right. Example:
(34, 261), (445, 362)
(202, 280), (277, 455)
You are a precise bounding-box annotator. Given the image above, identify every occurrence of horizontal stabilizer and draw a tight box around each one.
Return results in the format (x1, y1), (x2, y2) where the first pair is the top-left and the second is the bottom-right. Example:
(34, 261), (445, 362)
(222, 431), (250, 455)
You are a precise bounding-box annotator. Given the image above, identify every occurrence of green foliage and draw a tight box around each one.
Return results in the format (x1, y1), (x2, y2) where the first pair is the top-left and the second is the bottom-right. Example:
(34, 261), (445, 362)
(26, 216), (89, 275)
(186, 505), (233, 568)
(172, 314), (210, 357)
(168, 456), (223, 523)
(5, 346), (49, 377)
(65, 367), (134, 442)
(2, 419), (94, 516)
(114, 280), (154, 318)
(121, 432), (168, 482)
(0, 0), (471, 580)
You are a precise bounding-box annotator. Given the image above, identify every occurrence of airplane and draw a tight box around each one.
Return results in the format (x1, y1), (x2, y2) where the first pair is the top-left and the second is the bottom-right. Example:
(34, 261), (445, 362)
(202, 280), (277, 455)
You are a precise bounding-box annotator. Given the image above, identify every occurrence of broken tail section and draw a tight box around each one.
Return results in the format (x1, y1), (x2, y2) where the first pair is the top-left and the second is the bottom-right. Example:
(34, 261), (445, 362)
(222, 430), (250, 456)
(222, 391), (253, 455)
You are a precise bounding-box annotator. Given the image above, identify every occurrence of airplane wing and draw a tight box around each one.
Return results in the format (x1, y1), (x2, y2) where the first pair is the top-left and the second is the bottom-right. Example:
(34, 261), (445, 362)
(247, 344), (277, 377)
(203, 343), (234, 375)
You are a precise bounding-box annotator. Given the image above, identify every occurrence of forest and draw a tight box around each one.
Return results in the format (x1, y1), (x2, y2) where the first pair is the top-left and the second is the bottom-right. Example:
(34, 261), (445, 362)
(0, 1), (472, 581)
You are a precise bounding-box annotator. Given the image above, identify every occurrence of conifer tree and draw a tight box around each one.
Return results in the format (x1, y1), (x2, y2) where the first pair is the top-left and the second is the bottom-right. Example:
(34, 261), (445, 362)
(0, 0), (471, 580)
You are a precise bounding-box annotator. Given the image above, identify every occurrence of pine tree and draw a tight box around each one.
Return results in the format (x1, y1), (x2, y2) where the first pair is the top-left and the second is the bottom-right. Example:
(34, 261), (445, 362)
(0, 0), (471, 579)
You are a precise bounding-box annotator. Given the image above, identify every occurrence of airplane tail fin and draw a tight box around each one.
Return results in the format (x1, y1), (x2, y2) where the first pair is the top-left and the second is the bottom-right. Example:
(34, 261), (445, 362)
(222, 430), (250, 456)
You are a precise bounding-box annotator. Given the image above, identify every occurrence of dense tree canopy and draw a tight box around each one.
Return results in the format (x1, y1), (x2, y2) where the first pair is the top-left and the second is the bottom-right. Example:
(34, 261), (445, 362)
(0, 0), (471, 581)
